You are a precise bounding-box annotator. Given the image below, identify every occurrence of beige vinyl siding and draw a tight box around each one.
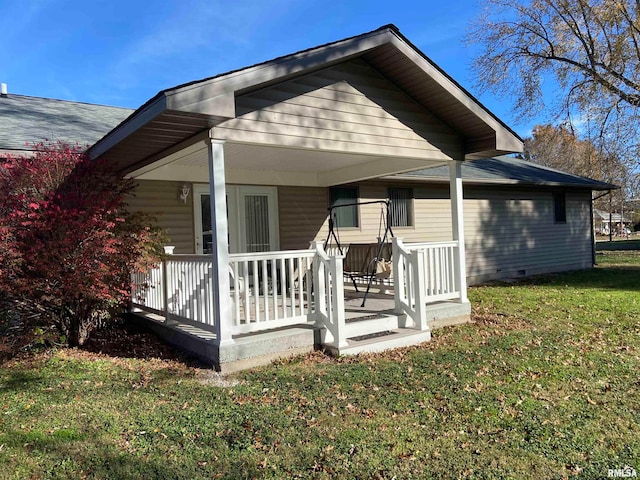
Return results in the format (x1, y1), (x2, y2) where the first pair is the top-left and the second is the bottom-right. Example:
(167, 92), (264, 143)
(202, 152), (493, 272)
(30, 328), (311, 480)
(127, 180), (194, 254)
(463, 188), (592, 284)
(278, 182), (454, 248)
(215, 59), (462, 160)
(278, 186), (328, 250)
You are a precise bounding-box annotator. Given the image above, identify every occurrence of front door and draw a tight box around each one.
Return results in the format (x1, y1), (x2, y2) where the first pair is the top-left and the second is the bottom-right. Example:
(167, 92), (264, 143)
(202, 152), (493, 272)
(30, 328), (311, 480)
(194, 185), (279, 254)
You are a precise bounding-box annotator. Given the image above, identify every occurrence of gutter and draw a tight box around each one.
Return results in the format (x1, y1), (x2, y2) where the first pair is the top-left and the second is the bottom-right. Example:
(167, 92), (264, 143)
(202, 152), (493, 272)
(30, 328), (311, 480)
(591, 189), (613, 264)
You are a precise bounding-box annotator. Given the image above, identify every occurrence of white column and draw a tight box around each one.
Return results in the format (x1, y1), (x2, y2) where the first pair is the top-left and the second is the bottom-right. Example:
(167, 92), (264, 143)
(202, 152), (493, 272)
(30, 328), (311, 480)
(207, 138), (233, 345)
(413, 249), (428, 330)
(392, 237), (404, 315)
(450, 160), (468, 303)
(329, 254), (348, 349)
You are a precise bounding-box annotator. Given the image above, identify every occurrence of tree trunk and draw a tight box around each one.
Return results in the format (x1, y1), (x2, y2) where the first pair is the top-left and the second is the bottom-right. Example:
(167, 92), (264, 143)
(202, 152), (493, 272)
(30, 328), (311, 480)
(64, 315), (91, 347)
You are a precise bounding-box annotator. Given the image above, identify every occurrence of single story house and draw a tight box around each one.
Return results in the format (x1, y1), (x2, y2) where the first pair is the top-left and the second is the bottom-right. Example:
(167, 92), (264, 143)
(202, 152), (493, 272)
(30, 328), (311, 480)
(0, 25), (616, 370)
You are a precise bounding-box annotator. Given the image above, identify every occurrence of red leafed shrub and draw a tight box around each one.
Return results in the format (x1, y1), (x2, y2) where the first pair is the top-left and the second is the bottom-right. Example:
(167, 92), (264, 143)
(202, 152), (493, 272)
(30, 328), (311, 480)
(0, 141), (165, 346)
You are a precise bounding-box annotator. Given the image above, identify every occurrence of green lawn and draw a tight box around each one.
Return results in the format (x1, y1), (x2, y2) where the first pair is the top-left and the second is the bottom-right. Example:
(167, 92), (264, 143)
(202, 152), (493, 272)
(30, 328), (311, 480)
(1, 253), (639, 479)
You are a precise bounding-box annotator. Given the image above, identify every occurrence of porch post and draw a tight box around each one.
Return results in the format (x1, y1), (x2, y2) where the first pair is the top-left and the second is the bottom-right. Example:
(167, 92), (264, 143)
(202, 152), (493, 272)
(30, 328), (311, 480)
(450, 160), (468, 303)
(207, 137), (233, 345)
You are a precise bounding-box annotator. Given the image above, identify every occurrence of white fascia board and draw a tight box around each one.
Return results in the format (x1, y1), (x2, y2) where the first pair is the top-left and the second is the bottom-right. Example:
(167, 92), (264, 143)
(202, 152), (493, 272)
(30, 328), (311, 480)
(388, 35), (523, 155)
(164, 30), (392, 105)
(130, 164), (322, 186)
(166, 91), (236, 119)
(125, 132), (210, 178)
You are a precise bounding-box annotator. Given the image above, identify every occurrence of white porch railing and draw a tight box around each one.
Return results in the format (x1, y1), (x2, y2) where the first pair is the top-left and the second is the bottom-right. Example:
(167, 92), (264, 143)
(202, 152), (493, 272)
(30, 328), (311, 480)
(393, 237), (462, 330)
(131, 247), (343, 338)
(131, 240), (461, 342)
(228, 250), (315, 334)
(131, 265), (164, 314)
(311, 241), (347, 350)
(165, 256), (216, 326)
(131, 255), (216, 327)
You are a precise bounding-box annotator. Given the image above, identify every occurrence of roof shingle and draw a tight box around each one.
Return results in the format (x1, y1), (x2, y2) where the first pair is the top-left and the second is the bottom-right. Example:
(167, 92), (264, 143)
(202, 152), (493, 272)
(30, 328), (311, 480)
(394, 156), (617, 191)
(0, 94), (132, 152)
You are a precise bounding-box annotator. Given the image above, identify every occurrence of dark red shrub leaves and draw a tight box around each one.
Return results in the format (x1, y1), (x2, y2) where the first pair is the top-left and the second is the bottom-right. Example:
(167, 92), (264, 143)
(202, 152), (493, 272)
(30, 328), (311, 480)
(0, 141), (164, 346)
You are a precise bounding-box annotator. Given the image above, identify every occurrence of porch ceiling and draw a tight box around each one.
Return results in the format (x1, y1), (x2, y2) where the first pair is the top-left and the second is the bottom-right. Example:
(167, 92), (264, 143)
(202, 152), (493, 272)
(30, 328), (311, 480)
(128, 139), (447, 187)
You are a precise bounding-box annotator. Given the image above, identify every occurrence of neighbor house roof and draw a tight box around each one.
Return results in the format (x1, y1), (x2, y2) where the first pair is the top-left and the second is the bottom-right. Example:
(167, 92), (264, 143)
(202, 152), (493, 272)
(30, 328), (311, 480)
(88, 24), (523, 172)
(389, 156), (617, 191)
(0, 93), (132, 154)
(594, 209), (630, 222)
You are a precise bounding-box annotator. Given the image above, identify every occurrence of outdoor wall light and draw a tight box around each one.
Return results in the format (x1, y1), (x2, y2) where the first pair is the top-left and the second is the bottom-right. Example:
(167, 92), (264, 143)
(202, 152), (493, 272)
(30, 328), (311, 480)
(180, 184), (190, 204)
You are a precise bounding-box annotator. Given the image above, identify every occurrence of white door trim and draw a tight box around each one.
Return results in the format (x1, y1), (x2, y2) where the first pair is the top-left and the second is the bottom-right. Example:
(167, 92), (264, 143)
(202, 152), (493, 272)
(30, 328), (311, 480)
(193, 184), (278, 253)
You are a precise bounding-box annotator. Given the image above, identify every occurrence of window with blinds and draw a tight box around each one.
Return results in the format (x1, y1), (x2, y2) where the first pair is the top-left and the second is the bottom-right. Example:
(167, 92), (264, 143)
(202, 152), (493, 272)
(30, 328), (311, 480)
(389, 187), (413, 227)
(329, 187), (359, 228)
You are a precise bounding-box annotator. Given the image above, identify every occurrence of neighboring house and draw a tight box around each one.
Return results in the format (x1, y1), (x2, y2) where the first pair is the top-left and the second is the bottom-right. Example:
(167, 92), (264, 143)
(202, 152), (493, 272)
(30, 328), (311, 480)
(593, 208), (632, 235)
(0, 25), (617, 370)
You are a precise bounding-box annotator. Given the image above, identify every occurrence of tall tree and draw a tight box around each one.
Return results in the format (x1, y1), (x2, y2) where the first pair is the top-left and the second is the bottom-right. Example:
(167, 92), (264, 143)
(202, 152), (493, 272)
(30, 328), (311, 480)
(523, 123), (635, 212)
(524, 124), (618, 178)
(468, 0), (640, 157)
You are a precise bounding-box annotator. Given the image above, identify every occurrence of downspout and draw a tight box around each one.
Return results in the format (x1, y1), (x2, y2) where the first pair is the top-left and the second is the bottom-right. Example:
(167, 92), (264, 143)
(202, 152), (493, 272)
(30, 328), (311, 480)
(609, 193), (613, 242)
(592, 189), (612, 265)
(590, 198), (596, 266)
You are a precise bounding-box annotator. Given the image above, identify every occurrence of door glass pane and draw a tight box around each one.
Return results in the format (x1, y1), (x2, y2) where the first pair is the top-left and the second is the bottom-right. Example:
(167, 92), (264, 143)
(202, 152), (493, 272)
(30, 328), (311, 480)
(200, 193), (232, 253)
(245, 195), (270, 252)
(201, 194), (212, 253)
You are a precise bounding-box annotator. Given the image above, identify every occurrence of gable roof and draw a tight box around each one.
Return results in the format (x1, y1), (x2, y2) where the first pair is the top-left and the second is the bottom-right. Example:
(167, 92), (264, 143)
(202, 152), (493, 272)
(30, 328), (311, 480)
(391, 156), (617, 191)
(88, 24), (523, 172)
(0, 93), (132, 153)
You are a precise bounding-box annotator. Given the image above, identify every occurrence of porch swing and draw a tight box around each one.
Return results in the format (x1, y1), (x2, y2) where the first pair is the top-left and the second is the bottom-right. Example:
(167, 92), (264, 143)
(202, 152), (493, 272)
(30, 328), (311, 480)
(324, 200), (394, 307)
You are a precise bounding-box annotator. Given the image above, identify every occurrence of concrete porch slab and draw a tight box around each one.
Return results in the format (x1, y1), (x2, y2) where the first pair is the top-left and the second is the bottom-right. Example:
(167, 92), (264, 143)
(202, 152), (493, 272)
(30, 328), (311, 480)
(130, 310), (316, 372)
(327, 328), (432, 356)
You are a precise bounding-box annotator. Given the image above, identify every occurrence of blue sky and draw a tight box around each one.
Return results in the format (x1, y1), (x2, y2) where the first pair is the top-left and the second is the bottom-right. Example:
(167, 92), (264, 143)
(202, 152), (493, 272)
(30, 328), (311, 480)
(1, 0), (541, 138)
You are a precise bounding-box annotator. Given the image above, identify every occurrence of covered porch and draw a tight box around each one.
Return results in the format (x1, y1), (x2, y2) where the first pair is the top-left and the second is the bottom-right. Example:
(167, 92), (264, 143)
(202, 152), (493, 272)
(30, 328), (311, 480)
(124, 123), (473, 369)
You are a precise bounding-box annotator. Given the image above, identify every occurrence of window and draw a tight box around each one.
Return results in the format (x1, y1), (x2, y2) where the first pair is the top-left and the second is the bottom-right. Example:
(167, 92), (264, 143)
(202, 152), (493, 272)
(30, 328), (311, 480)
(553, 192), (566, 223)
(330, 187), (359, 228)
(388, 187), (413, 227)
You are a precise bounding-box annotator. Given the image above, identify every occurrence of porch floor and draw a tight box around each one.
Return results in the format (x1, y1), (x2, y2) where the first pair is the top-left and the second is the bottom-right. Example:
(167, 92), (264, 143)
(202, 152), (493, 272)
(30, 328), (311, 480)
(343, 291), (470, 330)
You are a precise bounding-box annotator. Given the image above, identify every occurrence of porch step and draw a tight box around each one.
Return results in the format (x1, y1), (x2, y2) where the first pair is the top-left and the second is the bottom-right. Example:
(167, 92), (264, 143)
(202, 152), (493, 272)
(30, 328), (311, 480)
(344, 313), (400, 338)
(338, 328), (432, 356)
